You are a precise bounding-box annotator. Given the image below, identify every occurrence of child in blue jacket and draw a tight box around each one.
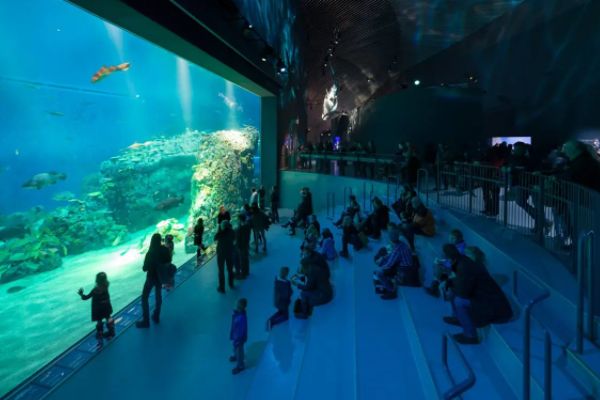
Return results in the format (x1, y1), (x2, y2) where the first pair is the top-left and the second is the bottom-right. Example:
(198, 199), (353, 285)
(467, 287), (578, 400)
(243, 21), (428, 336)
(229, 298), (248, 374)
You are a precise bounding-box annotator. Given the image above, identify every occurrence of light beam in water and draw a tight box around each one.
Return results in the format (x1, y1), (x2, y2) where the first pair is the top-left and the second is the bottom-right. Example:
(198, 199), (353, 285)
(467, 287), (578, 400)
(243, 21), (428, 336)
(177, 57), (193, 129)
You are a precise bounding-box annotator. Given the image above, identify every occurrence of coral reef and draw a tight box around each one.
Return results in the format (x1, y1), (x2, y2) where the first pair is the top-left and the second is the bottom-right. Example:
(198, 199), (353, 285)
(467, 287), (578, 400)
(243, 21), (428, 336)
(185, 127), (258, 252)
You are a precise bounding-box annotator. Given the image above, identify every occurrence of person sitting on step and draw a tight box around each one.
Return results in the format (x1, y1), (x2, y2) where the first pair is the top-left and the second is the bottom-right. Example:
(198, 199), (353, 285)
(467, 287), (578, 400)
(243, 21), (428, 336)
(399, 196), (435, 251)
(442, 245), (513, 345)
(424, 229), (467, 298)
(373, 225), (413, 300)
(334, 195), (361, 227)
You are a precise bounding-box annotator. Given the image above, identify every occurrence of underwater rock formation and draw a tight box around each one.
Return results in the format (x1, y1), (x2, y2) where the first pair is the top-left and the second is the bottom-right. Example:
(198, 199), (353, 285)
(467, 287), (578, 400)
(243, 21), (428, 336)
(99, 130), (202, 230)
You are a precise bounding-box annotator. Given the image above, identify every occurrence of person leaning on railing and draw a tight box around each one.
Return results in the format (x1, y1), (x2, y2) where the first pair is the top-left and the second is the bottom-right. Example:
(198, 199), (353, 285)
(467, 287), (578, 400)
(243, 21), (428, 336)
(559, 140), (600, 192)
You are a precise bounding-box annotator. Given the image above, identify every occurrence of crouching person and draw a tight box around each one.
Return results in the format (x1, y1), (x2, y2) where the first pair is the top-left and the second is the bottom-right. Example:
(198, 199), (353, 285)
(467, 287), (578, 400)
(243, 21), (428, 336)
(373, 226), (414, 300)
(442, 245), (513, 345)
(292, 246), (333, 319)
(267, 267), (293, 330)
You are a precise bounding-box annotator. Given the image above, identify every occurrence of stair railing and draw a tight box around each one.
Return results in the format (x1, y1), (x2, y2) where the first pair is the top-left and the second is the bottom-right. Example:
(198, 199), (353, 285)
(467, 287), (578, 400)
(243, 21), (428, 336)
(576, 230), (596, 353)
(513, 270), (551, 400)
(442, 332), (476, 399)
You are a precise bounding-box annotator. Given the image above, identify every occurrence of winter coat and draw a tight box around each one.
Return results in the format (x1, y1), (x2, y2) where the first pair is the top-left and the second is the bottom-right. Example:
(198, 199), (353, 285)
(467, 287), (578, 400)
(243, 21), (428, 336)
(235, 222), (252, 250)
(80, 286), (113, 322)
(143, 245), (172, 284)
(270, 190), (280, 205)
(319, 237), (337, 261)
(296, 196), (312, 221)
(298, 263), (333, 306)
(214, 226), (235, 256)
(230, 309), (248, 346)
(374, 205), (390, 230)
(252, 209), (269, 231)
(274, 277), (292, 311)
(413, 206), (435, 236)
(450, 256), (513, 325)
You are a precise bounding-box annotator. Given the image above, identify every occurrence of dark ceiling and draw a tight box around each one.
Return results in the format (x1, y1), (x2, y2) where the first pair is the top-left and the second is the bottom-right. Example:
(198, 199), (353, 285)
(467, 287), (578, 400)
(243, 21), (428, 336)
(298, 0), (526, 133)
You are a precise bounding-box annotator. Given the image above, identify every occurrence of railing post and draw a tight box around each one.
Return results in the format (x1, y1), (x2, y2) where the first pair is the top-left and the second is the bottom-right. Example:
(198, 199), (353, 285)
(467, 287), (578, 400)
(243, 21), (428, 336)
(577, 232), (587, 353)
(536, 176), (545, 244)
(544, 330), (552, 400)
(503, 170), (509, 227)
(524, 304), (532, 400)
(586, 232), (595, 342)
(468, 164), (473, 214)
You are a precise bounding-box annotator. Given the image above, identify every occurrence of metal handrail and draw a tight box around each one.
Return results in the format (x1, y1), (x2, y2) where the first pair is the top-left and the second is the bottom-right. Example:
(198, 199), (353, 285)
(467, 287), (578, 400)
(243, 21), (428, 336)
(576, 230), (595, 353)
(442, 332), (477, 400)
(513, 270), (551, 400)
(326, 192), (335, 219)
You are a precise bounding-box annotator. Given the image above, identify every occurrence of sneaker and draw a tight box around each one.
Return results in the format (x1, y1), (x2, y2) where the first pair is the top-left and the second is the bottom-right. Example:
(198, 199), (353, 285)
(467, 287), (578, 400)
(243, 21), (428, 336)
(135, 320), (150, 329)
(453, 333), (480, 345)
(232, 366), (245, 375)
(443, 316), (461, 326)
(217, 287), (225, 294)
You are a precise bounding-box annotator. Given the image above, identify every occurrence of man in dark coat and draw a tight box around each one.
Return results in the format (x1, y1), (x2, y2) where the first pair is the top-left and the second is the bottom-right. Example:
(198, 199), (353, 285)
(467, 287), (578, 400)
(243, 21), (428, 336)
(235, 214), (252, 279)
(214, 220), (235, 293)
(443, 245), (513, 344)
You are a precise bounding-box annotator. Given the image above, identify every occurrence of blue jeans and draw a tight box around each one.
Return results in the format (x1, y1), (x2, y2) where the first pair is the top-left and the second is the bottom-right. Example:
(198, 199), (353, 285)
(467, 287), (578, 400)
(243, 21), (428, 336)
(452, 296), (476, 338)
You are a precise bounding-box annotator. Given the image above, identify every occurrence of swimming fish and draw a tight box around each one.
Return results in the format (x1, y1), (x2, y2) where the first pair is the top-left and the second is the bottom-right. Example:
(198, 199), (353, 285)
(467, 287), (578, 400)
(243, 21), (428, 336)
(22, 172), (67, 190)
(154, 195), (184, 211)
(218, 93), (243, 111)
(91, 62), (130, 83)
(48, 111), (64, 117)
(127, 140), (155, 150)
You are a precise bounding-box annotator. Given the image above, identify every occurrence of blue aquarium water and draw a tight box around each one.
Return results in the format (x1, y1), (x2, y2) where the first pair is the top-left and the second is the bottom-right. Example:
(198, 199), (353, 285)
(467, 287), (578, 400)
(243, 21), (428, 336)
(0, 1), (261, 395)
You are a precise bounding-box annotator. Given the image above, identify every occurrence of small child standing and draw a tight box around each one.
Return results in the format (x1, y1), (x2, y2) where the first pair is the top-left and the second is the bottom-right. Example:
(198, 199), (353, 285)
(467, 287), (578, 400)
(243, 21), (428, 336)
(267, 267), (293, 330)
(78, 272), (114, 344)
(229, 298), (248, 375)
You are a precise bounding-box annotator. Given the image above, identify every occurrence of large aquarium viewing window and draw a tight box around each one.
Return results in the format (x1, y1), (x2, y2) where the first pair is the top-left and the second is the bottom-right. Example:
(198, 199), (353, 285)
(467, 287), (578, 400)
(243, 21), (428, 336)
(0, 1), (261, 395)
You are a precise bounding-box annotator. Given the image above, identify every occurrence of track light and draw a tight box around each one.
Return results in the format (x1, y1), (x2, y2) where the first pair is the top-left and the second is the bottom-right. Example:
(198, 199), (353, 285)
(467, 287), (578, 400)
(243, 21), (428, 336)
(277, 58), (286, 73)
(414, 80), (420, 86)
(260, 45), (273, 62)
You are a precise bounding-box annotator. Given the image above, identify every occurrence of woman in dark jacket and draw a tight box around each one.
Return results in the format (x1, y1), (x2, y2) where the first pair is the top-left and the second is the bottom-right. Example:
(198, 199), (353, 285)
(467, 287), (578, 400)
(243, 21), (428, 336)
(136, 233), (171, 328)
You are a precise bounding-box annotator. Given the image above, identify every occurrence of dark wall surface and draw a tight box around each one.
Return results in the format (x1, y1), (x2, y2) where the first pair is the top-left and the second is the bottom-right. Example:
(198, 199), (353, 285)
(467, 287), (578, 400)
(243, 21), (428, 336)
(353, 87), (483, 155)
(360, 0), (600, 155)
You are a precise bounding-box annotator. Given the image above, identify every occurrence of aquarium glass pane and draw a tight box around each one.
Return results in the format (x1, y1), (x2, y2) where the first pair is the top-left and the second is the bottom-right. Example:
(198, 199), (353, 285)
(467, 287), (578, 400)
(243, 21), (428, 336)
(0, 1), (261, 395)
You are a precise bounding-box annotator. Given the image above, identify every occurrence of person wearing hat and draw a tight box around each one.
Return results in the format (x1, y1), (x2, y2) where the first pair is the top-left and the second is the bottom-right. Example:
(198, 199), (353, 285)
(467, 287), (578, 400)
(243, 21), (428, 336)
(214, 220), (235, 293)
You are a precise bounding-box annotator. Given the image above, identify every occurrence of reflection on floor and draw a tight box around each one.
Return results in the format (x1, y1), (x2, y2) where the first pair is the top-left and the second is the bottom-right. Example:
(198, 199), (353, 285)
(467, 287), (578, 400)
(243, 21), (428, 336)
(42, 210), (431, 400)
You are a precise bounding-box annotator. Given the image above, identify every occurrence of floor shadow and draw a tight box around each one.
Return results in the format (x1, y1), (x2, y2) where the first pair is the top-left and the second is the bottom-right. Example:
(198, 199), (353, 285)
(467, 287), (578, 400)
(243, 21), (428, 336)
(245, 340), (268, 368)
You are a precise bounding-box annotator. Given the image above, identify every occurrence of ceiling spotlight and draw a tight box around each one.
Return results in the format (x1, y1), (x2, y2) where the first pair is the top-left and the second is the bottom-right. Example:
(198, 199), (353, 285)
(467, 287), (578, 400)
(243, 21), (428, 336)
(414, 80), (421, 86)
(260, 45), (273, 62)
(277, 58), (286, 73)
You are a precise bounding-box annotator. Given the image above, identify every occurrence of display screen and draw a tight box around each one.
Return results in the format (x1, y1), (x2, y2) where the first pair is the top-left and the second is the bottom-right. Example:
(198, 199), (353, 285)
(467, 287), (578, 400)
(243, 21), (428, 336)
(491, 136), (532, 146)
(0, 0), (260, 395)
